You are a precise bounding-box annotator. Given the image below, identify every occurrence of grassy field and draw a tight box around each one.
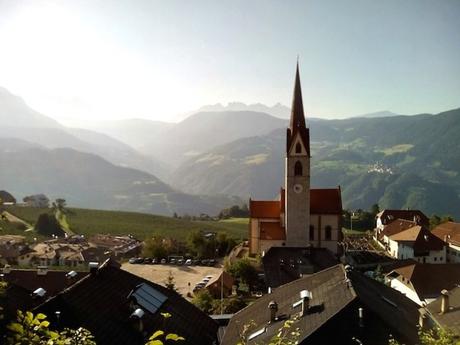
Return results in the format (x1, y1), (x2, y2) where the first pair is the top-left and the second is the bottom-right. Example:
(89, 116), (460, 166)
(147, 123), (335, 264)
(5, 206), (248, 241)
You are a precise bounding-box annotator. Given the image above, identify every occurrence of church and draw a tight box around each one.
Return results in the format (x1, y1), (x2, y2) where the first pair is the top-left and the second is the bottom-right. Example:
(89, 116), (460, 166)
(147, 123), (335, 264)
(249, 64), (343, 256)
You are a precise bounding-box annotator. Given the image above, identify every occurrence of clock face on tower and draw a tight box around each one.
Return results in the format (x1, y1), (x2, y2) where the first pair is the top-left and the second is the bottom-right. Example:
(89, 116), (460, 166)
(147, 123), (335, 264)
(293, 184), (303, 193)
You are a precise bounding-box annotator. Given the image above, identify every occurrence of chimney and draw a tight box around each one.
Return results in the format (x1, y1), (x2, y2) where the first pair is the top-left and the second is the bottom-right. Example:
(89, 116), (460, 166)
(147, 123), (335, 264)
(441, 289), (449, 314)
(89, 262), (99, 274)
(300, 290), (312, 316)
(268, 301), (278, 323)
(37, 265), (48, 276)
(130, 308), (145, 332)
(32, 287), (46, 298)
(358, 307), (364, 327)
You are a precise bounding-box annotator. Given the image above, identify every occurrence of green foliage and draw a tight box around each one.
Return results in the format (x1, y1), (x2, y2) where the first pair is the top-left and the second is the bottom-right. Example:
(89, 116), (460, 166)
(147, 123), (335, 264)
(192, 290), (215, 314)
(237, 316), (301, 345)
(164, 271), (177, 291)
(219, 204), (249, 219)
(34, 213), (65, 237)
(142, 236), (174, 258)
(389, 327), (460, 345)
(6, 206), (247, 242)
(6, 310), (95, 345)
(187, 231), (236, 258)
(228, 258), (258, 290)
(145, 312), (185, 345)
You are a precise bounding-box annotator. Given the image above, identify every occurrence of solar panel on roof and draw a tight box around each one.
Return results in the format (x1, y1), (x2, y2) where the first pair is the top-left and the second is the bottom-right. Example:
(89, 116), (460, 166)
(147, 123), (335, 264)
(130, 283), (167, 314)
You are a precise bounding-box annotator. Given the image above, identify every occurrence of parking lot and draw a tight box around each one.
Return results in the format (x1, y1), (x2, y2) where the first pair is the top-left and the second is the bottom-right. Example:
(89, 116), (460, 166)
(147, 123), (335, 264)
(122, 261), (223, 299)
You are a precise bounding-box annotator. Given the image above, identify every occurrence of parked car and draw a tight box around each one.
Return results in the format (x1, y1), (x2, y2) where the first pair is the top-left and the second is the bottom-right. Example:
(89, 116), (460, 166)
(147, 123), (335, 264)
(160, 258), (167, 264)
(170, 258), (176, 265)
(192, 259), (200, 265)
(128, 257), (138, 264)
(185, 259), (192, 265)
(208, 259), (216, 266)
(143, 258), (152, 264)
(200, 259), (209, 266)
(177, 258), (184, 265)
(152, 258), (158, 264)
(201, 278), (210, 283)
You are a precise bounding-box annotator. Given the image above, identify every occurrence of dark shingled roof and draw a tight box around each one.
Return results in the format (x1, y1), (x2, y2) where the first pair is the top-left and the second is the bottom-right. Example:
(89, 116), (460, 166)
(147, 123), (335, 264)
(0, 190), (16, 203)
(262, 247), (339, 288)
(222, 265), (421, 345)
(221, 265), (355, 345)
(387, 263), (460, 299)
(427, 286), (460, 334)
(2, 268), (88, 321)
(34, 259), (218, 345)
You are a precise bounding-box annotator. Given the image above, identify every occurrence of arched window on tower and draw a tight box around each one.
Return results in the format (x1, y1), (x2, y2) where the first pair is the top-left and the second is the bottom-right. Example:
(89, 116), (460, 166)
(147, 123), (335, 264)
(325, 226), (332, 240)
(294, 161), (303, 176)
(309, 225), (314, 240)
(295, 142), (302, 153)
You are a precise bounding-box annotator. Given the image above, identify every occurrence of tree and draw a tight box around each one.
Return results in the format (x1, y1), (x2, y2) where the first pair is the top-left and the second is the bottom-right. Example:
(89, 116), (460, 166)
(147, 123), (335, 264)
(6, 310), (95, 345)
(228, 258), (258, 290)
(192, 290), (214, 314)
(143, 237), (171, 259)
(389, 327), (460, 345)
(164, 271), (177, 291)
(430, 214), (454, 230)
(35, 213), (65, 237)
(370, 204), (380, 217)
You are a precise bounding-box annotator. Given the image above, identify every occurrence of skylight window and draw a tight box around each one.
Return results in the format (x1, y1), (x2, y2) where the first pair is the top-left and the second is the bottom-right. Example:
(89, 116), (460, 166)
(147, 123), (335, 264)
(128, 283), (168, 314)
(248, 327), (266, 341)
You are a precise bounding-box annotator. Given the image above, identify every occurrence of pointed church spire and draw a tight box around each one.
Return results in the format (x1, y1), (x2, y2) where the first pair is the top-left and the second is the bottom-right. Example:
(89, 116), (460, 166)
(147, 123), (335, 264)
(289, 62), (306, 131)
(286, 62), (310, 156)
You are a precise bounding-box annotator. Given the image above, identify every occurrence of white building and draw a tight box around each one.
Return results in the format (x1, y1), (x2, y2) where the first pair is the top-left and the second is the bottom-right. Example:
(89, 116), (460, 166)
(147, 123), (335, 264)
(387, 225), (446, 263)
(432, 222), (460, 263)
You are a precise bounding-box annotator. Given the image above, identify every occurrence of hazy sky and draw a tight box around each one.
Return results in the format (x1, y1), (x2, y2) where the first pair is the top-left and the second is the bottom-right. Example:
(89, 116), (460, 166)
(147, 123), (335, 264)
(0, 0), (459, 124)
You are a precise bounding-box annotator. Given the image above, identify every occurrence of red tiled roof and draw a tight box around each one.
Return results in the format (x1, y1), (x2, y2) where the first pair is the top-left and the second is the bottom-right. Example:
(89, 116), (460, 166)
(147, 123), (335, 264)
(432, 222), (460, 246)
(389, 226), (445, 252)
(376, 209), (429, 226)
(260, 221), (286, 240)
(250, 187), (342, 219)
(379, 219), (417, 241)
(310, 188), (342, 214)
(249, 200), (280, 218)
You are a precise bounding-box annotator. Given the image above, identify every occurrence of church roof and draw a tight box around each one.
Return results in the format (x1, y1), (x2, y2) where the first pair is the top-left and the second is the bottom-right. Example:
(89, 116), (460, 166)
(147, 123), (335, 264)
(250, 188), (342, 219)
(249, 200), (281, 218)
(310, 188), (342, 214)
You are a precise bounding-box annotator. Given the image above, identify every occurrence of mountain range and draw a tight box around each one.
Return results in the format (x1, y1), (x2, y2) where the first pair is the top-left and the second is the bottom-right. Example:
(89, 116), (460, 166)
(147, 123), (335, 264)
(1, 86), (459, 218)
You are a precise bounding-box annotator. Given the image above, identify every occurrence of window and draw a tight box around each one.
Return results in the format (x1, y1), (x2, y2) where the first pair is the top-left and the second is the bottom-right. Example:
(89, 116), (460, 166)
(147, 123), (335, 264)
(309, 225), (314, 240)
(295, 142), (302, 153)
(434, 257), (437, 262)
(294, 161), (303, 176)
(325, 226), (332, 240)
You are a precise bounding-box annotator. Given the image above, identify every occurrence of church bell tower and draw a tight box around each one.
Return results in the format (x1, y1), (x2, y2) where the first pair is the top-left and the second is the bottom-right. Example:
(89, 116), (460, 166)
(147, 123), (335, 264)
(285, 63), (311, 246)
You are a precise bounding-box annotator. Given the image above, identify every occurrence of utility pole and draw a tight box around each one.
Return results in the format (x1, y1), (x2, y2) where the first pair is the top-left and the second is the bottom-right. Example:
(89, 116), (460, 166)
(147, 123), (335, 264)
(221, 271), (224, 315)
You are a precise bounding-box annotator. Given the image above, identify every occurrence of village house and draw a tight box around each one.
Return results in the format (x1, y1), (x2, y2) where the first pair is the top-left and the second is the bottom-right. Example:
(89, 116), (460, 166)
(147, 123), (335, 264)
(34, 259), (219, 345)
(432, 222), (460, 263)
(221, 265), (421, 345)
(88, 234), (142, 258)
(205, 271), (235, 299)
(1, 265), (88, 322)
(375, 218), (418, 248)
(386, 225), (446, 263)
(385, 263), (460, 306)
(249, 64), (342, 256)
(425, 285), (460, 335)
(375, 209), (429, 231)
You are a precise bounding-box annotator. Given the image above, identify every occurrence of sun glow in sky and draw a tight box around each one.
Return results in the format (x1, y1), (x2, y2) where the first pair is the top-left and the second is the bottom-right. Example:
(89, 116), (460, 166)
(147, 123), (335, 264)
(0, 0), (459, 124)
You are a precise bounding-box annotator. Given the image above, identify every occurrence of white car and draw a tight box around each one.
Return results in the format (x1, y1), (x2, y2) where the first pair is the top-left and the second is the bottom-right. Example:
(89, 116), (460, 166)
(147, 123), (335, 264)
(201, 278), (210, 283)
(185, 259), (192, 265)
